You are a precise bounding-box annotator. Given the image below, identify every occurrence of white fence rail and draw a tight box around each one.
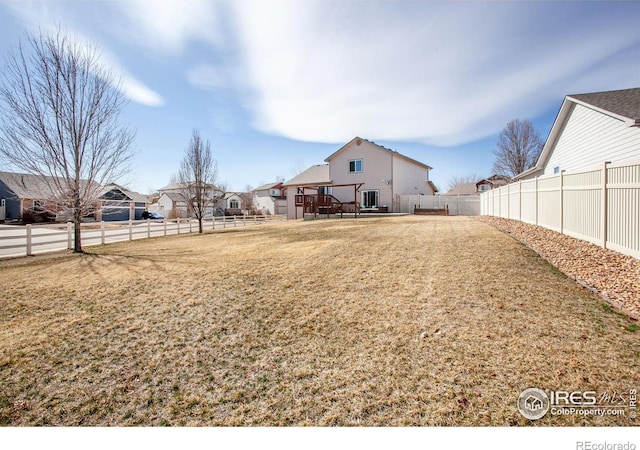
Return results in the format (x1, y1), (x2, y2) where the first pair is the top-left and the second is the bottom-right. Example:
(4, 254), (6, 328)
(480, 160), (640, 259)
(0, 215), (286, 259)
(399, 194), (480, 215)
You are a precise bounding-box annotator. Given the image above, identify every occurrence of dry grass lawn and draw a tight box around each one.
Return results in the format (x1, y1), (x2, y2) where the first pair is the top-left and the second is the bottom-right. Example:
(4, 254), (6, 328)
(1, 216), (638, 426)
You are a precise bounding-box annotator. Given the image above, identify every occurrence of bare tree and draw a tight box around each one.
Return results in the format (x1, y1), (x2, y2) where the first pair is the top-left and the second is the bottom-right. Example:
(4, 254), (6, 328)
(0, 28), (135, 252)
(493, 119), (543, 177)
(176, 129), (224, 233)
(447, 173), (480, 191)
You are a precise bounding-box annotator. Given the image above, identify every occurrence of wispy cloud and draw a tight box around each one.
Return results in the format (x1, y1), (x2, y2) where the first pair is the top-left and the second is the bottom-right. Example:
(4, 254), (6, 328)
(111, 0), (225, 55)
(230, 1), (640, 145)
(3, 0), (165, 107)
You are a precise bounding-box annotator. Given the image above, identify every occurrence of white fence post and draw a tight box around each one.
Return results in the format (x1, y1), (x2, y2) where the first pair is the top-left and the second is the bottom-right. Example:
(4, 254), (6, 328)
(534, 176), (539, 226)
(177, 218), (181, 234)
(234, 215), (237, 227)
(147, 219), (151, 239)
(129, 219), (133, 241)
(26, 224), (32, 256)
(560, 170), (564, 234)
(163, 219), (167, 236)
(189, 219), (193, 233)
(601, 161), (609, 249)
(518, 180), (522, 221)
(101, 221), (106, 245)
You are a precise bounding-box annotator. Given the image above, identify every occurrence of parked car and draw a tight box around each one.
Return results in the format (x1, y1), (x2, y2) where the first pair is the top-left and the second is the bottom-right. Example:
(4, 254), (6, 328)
(141, 211), (164, 220)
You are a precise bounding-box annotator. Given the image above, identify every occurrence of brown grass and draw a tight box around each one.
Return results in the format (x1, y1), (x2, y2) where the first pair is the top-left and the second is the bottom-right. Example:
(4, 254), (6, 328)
(0, 216), (638, 426)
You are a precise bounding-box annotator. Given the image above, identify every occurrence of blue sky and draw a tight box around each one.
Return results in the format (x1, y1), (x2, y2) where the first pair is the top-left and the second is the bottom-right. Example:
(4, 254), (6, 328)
(1, 1), (639, 194)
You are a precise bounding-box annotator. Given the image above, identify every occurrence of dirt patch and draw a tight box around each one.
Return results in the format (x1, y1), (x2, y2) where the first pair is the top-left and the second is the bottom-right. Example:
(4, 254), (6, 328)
(1, 216), (638, 426)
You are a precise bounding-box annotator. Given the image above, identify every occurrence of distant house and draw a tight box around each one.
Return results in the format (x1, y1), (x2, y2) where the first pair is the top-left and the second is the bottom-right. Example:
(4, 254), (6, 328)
(223, 192), (244, 216)
(253, 182), (287, 215)
(156, 182), (225, 218)
(97, 184), (149, 222)
(476, 175), (510, 192)
(0, 171), (60, 222)
(516, 87), (640, 180)
(0, 172), (147, 222)
(284, 137), (436, 219)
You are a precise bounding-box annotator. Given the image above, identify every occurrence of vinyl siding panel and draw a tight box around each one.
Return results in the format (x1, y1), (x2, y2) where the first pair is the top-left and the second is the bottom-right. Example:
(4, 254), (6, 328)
(543, 104), (640, 175)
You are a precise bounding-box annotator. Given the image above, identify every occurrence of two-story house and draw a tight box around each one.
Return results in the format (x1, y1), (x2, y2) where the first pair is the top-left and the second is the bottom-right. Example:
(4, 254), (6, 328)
(253, 182), (287, 215)
(284, 137), (436, 219)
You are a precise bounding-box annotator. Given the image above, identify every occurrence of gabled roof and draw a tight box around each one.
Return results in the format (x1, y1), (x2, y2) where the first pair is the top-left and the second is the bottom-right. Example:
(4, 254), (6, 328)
(284, 164), (331, 186)
(0, 171), (58, 199)
(158, 181), (223, 192)
(515, 87), (640, 180)
(569, 88), (640, 124)
(100, 183), (149, 203)
(0, 171), (99, 199)
(324, 136), (432, 170)
(443, 183), (477, 196)
(159, 192), (187, 203)
(254, 182), (282, 192)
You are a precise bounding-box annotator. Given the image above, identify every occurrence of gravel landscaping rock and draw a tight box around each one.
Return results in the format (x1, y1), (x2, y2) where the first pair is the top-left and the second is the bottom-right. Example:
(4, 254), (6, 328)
(477, 216), (640, 319)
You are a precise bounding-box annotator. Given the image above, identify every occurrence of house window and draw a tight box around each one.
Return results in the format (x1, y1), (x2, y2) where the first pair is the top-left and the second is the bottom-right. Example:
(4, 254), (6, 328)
(229, 199), (239, 209)
(478, 184), (490, 192)
(318, 186), (332, 196)
(361, 190), (379, 208)
(553, 166), (560, 174)
(349, 159), (362, 173)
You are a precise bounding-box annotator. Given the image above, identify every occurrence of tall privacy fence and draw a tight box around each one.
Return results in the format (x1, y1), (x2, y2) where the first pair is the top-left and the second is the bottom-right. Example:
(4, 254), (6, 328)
(0, 215), (286, 259)
(480, 160), (640, 259)
(398, 194), (480, 215)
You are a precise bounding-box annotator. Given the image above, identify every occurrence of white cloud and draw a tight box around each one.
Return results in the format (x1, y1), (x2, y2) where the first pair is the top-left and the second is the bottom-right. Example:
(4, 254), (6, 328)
(3, 0), (165, 107)
(230, 1), (640, 146)
(111, 0), (225, 55)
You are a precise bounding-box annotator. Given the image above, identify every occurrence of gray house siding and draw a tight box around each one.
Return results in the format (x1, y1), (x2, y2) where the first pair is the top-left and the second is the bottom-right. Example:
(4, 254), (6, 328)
(0, 179), (21, 221)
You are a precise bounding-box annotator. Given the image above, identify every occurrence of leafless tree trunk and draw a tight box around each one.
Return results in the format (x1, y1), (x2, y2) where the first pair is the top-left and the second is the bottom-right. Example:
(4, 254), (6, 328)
(177, 129), (224, 233)
(492, 119), (543, 177)
(0, 28), (135, 252)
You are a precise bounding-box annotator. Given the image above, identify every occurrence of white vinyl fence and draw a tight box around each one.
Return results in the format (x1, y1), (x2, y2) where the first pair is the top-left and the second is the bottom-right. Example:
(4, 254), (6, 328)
(0, 215), (286, 259)
(481, 160), (640, 259)
(399, 194), (480, 215)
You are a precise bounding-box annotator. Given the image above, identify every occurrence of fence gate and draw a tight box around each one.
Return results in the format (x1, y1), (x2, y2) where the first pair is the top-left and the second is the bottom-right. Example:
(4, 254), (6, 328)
(0, 199), (5, 221)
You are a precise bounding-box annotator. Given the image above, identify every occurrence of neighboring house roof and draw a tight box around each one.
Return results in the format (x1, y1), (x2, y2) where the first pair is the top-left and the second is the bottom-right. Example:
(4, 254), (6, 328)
(158, 181), (222, 192)
(100, 183), (149, 203)
(516, 87), (640, 180)
(224, 192), (243, 200)
(0, 171), (58, 199)
(284, 164), (331, 186)
(0, 171), (99, 199)
(444, 183), (477, 196)
(254, 182), (281, 192)
(324, 136), (433, 171)
(570, 88), (640, 124)
(477, 175), (510, 188)
(160, 192), (187, 203)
